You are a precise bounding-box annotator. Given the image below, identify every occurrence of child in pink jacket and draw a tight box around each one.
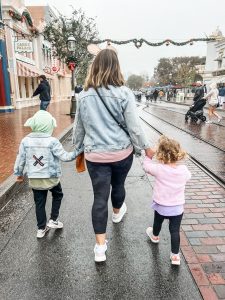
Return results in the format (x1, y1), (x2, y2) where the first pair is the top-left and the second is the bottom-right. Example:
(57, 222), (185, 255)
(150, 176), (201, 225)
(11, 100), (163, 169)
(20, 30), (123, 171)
(143, 135), (191, 265)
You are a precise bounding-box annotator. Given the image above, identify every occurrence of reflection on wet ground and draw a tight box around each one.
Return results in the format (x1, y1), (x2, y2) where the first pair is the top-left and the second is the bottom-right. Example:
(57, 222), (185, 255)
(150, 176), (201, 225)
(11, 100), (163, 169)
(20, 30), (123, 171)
(146, 105), (225, 150)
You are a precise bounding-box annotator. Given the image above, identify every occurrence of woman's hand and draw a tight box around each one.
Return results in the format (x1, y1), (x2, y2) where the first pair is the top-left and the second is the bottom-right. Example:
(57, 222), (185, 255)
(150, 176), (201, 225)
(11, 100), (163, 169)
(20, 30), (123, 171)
(145, 148), (155, 159)
(16, 176), (24, 182)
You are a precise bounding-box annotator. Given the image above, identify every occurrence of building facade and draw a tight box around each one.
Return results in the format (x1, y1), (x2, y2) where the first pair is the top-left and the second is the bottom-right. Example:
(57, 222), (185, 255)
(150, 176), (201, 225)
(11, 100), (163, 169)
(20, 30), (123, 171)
(1, 0), (71, 110)
(204, 28), (225, 85)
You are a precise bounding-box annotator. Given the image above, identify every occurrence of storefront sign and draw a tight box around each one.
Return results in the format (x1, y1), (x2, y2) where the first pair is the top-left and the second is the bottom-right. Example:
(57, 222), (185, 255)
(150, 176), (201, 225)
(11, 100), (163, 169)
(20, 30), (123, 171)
(15, 39), (33, 53)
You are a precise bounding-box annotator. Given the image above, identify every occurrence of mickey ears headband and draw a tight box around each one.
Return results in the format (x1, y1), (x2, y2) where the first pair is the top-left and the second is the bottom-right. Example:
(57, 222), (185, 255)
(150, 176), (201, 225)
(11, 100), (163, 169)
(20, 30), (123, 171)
(87, 42), (118, 56)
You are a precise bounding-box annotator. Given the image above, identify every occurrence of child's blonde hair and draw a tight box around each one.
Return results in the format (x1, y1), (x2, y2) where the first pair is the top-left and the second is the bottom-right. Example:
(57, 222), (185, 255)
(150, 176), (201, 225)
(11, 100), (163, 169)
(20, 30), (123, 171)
(156, 135), (187, 164)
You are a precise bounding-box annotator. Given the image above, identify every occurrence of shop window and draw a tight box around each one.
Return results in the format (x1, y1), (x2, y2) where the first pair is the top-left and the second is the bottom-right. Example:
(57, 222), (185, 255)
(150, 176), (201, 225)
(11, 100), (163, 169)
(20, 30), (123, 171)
(18, 77), (23, 98)
(31, 78), (35, 90)
(25, 77), (29, 98)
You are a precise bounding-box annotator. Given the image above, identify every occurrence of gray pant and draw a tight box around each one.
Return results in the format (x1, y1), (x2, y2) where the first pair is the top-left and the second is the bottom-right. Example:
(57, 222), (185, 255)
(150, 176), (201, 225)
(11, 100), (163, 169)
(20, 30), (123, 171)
(40, 101), (50, 110)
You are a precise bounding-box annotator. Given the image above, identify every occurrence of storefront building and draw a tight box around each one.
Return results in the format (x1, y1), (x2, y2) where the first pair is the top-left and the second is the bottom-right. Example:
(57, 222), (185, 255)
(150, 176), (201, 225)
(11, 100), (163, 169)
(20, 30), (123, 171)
(2, 0), (71, 110)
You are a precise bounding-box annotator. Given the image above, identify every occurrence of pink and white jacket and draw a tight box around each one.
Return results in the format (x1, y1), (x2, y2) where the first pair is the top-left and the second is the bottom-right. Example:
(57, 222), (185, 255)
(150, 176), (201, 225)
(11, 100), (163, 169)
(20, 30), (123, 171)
(143, 157), (191, 206)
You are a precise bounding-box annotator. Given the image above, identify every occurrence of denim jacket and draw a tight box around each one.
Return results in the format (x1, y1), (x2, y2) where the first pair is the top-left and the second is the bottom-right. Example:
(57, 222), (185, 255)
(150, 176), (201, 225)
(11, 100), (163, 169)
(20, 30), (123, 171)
(14, 133), (76, 178)
(72, 85), (150, 155)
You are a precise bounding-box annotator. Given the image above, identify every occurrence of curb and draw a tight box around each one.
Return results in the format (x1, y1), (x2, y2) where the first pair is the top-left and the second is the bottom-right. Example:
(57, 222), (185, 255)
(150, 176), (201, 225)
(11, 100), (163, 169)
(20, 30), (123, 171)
(0, 123), (74, 210)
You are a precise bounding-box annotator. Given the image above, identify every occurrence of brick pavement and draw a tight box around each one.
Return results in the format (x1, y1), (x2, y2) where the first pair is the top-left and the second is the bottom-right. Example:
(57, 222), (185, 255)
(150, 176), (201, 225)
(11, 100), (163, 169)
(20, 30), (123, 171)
(181, 160), (225, 300)
(140, 115), (225, 300)
(0, 101), (73, 184)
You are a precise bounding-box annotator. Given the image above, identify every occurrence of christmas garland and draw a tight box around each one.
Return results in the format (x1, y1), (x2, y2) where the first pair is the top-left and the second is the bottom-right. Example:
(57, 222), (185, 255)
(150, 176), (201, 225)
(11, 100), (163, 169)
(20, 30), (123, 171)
(8, 10), (38, 34)
(90, 38), (216, 48)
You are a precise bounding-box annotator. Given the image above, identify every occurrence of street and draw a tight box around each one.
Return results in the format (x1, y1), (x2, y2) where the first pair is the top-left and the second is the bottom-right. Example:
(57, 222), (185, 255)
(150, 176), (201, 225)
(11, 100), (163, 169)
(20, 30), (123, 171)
(1, 100), (225, 299)
(0, 135), (201, 300)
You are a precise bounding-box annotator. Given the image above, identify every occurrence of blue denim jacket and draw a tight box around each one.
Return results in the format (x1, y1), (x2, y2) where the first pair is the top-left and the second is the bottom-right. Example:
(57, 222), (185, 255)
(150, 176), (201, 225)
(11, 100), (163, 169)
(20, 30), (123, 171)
(72, 85), (150, 155)
(14, 133), (76, 178)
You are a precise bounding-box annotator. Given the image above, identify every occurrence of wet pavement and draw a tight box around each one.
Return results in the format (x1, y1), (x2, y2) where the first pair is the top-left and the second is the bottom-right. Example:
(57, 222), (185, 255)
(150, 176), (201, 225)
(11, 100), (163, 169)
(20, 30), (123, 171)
(0, 136), (202, 300)
(145, 103), (225, 150)
(1, 101), (225, 299)
(139, 105), (225, 184)
(141, 121), (225, 300)
(0, 101), (73, 184)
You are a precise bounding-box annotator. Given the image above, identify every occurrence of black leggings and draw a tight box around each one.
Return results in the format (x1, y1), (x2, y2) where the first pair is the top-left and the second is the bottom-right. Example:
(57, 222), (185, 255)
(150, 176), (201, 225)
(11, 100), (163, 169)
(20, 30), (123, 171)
(86, 153), (133, 234)
(153, 211), (183, 254)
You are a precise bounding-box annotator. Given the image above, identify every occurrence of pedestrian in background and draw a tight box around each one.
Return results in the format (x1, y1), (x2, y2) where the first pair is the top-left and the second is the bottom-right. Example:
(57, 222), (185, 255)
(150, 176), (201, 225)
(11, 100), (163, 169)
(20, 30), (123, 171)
(205, 82), (222, 124)
(159, 90), (164, 100)
(143, 135), (191, 266)
(14, 110), (77, 238)
(153, 89), (159, 102)
(218, 83), (225, 108)
(32, 75), (51, 110)
(193, 81), (204, 103)
(72, 48), (154, 262)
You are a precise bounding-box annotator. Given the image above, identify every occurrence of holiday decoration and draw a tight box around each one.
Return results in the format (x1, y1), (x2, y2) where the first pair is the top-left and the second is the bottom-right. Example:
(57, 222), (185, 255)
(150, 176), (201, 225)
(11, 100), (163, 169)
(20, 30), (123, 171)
(51, 57), (60, 73)
(8, 9), (37, 35)
(166, 40), (170, 46)
(4, 13), (217, 48)
(68, 62), (76, 71)
(52, 66), (59, 73)
(89, 37), (215, 48)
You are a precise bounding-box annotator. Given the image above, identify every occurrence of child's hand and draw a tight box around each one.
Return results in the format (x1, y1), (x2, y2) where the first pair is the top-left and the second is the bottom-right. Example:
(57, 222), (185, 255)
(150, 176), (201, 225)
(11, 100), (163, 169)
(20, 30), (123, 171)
(145, 148), (156, 159)
(16, 176), (24, 182)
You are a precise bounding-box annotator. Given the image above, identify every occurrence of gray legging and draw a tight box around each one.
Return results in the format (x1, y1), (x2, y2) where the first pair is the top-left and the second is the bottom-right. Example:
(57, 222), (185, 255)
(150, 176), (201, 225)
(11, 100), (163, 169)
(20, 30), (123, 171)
(86, 153), (133, 234)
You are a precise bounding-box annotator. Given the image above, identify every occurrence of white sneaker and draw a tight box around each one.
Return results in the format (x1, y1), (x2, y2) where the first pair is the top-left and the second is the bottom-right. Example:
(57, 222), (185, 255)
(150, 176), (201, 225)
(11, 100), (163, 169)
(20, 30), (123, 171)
(112, 203), (127, 223)
(205, 120), (212, 124)
(47, 219), (63, 229)
(94, 242), (108, 262)
(170, 253), (181, 265)
(218, 117), (222, 123)
(146, 227), (160, 243)
(37, 227), (50, 238)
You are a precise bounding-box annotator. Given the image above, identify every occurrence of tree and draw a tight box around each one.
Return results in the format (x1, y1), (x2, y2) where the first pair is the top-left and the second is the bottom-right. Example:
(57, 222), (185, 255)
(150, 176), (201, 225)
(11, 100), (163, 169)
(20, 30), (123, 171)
(154, 56), (206, 86)
(126, 74), (144, 90)
(44, 9), (98, 84)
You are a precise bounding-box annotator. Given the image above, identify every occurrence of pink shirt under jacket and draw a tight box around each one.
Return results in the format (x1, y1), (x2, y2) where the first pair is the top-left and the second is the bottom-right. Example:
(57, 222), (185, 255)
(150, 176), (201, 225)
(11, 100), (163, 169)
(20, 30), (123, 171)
(143, 157), (191, 206)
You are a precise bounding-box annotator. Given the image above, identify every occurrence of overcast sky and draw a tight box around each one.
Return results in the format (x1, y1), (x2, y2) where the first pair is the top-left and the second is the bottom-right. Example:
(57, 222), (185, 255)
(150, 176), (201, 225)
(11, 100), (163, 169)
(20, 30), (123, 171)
(25, 0), (225, 78)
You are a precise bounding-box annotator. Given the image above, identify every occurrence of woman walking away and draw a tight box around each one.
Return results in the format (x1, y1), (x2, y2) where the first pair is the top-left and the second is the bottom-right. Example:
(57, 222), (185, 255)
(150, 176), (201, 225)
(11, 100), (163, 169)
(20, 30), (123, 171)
(143, 136), (191, 265)
(72, 49), (154, 262)
(205, 82), (222, 124)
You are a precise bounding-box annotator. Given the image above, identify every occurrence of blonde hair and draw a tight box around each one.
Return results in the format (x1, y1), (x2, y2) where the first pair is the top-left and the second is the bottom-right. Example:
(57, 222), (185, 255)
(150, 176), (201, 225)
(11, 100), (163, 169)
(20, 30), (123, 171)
(210, 82), (217, 89)
(156, 135), (187, 164)
(84, 49), (125, 90)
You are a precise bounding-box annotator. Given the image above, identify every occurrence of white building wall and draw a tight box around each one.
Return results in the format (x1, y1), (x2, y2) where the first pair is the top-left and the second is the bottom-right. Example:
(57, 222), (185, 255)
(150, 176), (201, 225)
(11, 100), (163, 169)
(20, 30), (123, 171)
(205, 41), (218, 72)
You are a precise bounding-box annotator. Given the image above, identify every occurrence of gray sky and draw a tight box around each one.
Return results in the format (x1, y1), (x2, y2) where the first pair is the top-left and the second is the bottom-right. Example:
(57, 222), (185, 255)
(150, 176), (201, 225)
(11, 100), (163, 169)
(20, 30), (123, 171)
(25, 0), (225, 78)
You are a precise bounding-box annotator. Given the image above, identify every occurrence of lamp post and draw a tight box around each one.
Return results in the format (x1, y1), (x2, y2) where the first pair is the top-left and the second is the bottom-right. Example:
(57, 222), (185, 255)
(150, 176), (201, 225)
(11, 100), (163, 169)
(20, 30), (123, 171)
(169, 73), (172, 85)
(0, 0), (13, 112)
(67, 36), (76, 117)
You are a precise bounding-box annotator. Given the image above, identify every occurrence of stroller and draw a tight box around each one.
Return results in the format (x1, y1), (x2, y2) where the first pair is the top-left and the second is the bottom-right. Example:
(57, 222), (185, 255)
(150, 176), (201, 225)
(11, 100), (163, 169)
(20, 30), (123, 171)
(185, 98), (207, 122)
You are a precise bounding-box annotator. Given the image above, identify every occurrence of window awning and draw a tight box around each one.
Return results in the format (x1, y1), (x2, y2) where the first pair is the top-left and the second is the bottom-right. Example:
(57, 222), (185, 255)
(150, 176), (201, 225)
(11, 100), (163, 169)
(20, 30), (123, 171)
(16, 61), (53, 79)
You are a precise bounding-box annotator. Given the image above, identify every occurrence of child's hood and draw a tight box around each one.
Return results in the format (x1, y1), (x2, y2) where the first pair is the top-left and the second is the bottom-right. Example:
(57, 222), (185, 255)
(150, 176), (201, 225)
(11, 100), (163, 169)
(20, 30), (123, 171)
(24, 110), (57, 135)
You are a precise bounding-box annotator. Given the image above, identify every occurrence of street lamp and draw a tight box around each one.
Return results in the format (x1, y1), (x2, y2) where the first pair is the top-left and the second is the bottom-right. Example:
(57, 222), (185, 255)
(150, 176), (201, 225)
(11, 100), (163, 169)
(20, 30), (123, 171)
(67, 36), (76, 117)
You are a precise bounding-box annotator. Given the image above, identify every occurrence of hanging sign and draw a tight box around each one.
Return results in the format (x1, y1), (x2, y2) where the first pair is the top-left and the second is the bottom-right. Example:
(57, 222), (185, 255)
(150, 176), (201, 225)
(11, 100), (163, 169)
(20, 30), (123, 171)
(15, 39), (33, 53)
